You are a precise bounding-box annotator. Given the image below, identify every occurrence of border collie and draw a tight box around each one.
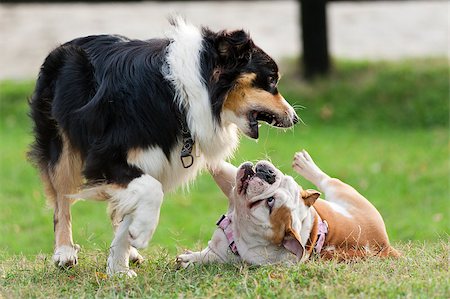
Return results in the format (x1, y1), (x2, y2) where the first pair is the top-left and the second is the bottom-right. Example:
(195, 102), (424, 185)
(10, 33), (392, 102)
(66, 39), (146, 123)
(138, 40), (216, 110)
(28, 18), (298, 276)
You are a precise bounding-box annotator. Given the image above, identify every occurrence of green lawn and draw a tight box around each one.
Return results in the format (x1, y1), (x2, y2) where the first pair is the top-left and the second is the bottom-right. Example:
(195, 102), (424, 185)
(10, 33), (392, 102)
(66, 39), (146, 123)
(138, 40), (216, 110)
(0, 58), (448, 298)
(1, 241), (448, 298)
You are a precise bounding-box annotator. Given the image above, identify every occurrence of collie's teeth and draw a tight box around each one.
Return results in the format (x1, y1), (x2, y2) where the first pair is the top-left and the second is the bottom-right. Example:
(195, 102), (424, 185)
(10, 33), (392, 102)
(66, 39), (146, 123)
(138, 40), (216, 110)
(271, 119), (277, 125)
(258, 124), (262, 127)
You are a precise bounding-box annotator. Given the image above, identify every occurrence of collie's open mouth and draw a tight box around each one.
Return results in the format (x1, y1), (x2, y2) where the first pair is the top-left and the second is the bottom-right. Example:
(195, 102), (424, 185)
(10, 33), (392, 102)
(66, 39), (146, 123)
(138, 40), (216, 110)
(247, 110), (294, 139)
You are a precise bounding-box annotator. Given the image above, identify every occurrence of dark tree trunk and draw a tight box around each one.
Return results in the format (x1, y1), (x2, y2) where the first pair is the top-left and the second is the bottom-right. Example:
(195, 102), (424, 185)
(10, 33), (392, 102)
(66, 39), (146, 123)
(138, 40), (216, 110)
(300, 0), (330, 79)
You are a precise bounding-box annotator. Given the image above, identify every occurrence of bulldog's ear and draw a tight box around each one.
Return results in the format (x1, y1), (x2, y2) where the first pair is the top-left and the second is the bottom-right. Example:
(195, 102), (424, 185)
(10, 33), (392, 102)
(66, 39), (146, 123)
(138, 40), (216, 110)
(216, 30), (253, 62)
(282, 227), (305, 260)
(301, 189), (321, 207)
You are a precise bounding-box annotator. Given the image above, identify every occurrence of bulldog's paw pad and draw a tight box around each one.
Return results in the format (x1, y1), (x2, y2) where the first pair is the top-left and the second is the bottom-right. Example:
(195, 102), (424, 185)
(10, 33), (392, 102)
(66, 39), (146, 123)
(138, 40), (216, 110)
(53, 244), (80, 268)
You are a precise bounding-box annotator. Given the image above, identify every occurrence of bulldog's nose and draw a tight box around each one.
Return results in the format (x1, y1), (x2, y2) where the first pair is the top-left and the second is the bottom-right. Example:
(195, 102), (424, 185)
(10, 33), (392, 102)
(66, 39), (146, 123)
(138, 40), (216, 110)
(255, 164), (276, 184)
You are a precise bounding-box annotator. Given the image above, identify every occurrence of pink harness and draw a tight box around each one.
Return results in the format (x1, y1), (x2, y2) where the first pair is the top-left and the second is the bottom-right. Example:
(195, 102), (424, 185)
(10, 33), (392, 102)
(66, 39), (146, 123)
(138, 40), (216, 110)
(314, 214), (329, 254)
(216, 214), (239, 255)
(217, 213), (329, 256)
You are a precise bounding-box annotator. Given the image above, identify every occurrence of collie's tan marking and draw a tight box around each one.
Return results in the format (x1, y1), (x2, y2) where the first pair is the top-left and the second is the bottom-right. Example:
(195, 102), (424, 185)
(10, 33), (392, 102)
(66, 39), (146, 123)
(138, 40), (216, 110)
(43, 133), (83, 253)
(224, 73), (289, 116)
(127, 148), (143, 164)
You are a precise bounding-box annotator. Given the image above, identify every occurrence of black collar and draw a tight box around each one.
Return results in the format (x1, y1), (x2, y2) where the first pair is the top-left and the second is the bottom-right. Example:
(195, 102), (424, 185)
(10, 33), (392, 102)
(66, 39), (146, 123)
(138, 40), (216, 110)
(179, 107), (195, 168)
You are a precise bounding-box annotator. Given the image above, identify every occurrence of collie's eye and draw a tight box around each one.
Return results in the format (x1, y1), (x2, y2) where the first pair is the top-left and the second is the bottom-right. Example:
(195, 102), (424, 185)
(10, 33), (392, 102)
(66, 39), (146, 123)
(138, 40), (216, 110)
(268, 76), (277, 86)
(267, 196), (275, 210)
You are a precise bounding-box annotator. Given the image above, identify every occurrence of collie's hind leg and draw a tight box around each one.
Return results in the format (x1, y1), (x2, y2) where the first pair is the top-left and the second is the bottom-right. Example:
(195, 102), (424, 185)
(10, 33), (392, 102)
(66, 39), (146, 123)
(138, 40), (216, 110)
(52, 195), (80, 268)
(40, 169), (80, 267)
(292, 150), (330, 190)
(46, 146), (83, 268)
(106, 174), (163, 276)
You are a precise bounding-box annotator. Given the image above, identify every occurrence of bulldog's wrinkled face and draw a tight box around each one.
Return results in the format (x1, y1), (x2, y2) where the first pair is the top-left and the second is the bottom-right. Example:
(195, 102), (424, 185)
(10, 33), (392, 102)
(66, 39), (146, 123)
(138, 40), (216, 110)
(234, 160), (319, 262)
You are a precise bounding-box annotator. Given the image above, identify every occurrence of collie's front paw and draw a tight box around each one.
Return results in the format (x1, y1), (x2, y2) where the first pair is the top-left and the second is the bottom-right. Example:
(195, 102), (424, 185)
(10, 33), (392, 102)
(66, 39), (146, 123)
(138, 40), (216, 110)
(129, 247), (144, 265)
(107, 255), (137, 278)
(107, 268), (137, 278)
(53, 244), (80, 268)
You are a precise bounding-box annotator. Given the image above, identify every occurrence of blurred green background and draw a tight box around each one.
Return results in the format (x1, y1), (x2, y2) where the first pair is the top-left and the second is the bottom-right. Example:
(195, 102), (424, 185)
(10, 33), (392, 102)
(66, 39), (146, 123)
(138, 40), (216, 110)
(0, 58), (448, 256)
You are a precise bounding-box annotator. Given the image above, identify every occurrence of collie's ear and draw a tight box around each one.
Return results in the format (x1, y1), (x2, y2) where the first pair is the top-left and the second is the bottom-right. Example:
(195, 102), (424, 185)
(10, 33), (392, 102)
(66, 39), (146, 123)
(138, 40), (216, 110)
(216, 30), (253, 62)
(301, 189), (321, 207)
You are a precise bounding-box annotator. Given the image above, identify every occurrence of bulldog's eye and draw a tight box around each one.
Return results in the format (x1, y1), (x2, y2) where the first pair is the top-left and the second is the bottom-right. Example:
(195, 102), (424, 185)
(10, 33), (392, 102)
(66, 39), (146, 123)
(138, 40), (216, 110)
(267, 196), (275, 212)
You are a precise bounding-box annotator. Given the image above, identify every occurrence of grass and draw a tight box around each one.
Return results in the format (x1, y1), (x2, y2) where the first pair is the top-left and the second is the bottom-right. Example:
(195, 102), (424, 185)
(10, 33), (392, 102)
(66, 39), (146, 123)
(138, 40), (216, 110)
(0, 58), (449, 297)
(1, 241), (448, 298)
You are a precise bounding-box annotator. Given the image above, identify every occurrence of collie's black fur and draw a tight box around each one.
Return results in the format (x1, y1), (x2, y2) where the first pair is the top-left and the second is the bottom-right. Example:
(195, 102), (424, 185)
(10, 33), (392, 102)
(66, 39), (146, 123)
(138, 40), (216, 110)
(30, 35), (179, 185)
(28, 19), (297, 272)
(30, 31), (280, 186)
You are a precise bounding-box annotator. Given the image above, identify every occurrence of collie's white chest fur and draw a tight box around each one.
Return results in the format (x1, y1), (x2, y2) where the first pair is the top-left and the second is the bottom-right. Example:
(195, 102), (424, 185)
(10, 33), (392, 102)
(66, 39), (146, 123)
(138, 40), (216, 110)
(127, 126), (239, 193)
(127, 144), (204, 192)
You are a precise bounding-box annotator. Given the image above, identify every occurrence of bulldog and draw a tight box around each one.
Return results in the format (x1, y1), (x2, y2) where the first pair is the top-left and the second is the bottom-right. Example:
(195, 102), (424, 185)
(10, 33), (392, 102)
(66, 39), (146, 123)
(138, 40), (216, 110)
(177, 150), (399, 267)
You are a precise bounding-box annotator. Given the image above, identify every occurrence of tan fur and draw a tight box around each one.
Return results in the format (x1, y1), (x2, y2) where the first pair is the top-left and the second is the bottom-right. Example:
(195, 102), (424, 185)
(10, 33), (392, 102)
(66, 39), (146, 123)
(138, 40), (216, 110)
(313, 178), (398, 260)
(127, 148), (142, 164)
(177, 155), (398, 268)
(224, 73), (289, 116)
(270, 206), (302, 245)
(301, 189), (321, 207)
(40, 170), (57, 207)
(45, 133), (83, 248)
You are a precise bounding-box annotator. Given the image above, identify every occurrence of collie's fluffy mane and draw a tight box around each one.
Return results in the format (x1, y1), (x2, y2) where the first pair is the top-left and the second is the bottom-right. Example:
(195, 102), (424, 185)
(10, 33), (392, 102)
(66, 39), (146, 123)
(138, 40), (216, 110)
(163, 17), (239, 165)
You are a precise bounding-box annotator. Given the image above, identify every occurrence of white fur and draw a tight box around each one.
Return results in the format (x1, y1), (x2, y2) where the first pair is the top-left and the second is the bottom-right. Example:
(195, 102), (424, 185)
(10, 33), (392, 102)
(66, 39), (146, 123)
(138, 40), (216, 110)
(53, 244), (80, 267)
(128, 147), (167, 183)
(107, 215), (136, 277)
(108, 174), (164, 249)
(177, 161), (311, 266)
(293, 150), (329, 189)
(105, 19), (242, 276)
(293, 150), (354, 219)
(127, 146), (205, 193)
(105, 174), (163, 276)
(325, 200), (353, 219)
(162, 17), (239, 166)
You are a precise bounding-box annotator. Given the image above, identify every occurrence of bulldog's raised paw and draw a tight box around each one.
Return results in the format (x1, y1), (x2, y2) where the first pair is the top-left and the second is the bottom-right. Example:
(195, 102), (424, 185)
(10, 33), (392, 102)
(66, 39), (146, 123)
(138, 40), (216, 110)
(293, 150), (326, 184)
(53, 244), (80, 268)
